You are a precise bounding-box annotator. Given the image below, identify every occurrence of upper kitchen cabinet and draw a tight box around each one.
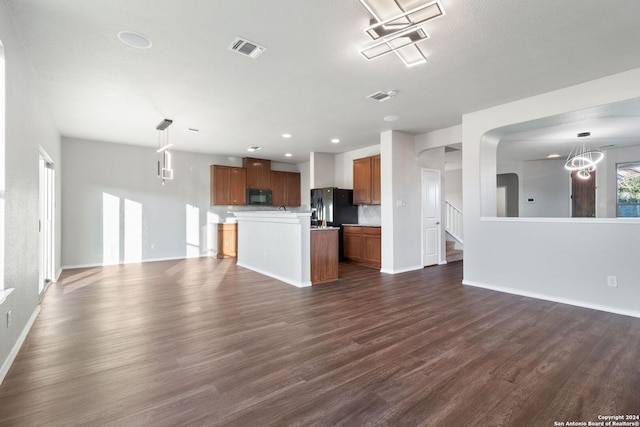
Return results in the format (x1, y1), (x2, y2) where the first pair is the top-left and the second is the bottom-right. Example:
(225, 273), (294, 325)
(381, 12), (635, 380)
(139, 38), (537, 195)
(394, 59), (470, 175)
(243, 157), (271, 189)
(353, 155), (381, 205)
(271, 171), (301, 207)
(210, 165), (246, 205)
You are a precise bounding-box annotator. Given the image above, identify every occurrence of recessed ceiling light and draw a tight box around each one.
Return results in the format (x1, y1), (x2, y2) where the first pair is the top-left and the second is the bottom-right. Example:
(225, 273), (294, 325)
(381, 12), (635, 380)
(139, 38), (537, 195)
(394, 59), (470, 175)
(285, 153), (293, 157)
(186, 128), (199, 133)
(547, 154), (561, 158)
(577, 132), (591, 138)
(384, 115), (399, 122)
(117, 31), (152, 49)
(331, 138), (340, 144)
(247, 146), (261, 152)
(282, 133), (292, 138)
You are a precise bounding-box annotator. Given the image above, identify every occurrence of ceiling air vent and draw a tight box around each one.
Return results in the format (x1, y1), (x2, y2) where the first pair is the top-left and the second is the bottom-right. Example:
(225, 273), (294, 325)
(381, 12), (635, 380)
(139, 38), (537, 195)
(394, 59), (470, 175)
(228, 37), (266, 59)
(367, 90), (397, 102)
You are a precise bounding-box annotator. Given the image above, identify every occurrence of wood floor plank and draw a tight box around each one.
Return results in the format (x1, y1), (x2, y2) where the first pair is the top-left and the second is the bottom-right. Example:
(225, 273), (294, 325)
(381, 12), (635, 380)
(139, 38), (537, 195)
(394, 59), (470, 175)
(0, 258), (639, 426)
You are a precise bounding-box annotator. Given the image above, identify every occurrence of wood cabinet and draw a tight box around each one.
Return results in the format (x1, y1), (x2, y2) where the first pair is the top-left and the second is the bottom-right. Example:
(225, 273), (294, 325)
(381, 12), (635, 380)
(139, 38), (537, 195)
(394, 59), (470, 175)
(343, 225), (381, 269)
(217, 223), (237, 258)
(210, 165), (246, 205)
(353, 155), (381, 205)
(362, 226), (382, 267)
(310, 228), (339, 284)
(343, 226), (363, 262)
(271, 171), (301, 207)
(371, 155), (381, 204)
(243, 157), (271, 189)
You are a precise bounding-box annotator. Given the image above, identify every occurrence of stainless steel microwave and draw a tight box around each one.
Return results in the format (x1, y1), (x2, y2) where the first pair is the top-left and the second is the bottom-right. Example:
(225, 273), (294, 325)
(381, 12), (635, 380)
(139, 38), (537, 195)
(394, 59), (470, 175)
(247, 189), (272, 205)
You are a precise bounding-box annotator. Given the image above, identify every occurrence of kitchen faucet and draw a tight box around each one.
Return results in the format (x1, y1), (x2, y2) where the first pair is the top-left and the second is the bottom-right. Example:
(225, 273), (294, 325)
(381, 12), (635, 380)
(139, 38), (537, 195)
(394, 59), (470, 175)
(278, 205), (286, 211)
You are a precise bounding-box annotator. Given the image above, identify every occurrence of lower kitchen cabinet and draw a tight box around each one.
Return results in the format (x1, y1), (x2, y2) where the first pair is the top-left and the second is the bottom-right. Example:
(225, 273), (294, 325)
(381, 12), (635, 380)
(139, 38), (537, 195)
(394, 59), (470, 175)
(310, 228), (339, 284)
(343, 225), (381, 269)
(217, 223), (237, 258)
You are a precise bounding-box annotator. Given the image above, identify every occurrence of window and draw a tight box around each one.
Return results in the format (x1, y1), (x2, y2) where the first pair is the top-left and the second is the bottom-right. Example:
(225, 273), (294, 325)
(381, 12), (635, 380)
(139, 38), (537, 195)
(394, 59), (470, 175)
(616, 161), (640, 217)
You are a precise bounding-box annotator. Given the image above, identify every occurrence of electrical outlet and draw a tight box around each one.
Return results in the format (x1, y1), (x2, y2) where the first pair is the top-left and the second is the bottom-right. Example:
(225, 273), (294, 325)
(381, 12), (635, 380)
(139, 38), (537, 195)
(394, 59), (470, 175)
(607, 276), (618, 288)
(6, 310), (11, 328)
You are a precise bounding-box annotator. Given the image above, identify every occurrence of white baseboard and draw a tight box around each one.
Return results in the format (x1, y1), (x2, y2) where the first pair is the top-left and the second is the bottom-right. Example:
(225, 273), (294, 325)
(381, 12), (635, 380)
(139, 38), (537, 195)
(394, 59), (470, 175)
(235, 262), (312, 288)
(380, 265), (423, 275)
(462, 280), (640, 319)
(62, 254), (212, 270)
(0, 305), (41, 385)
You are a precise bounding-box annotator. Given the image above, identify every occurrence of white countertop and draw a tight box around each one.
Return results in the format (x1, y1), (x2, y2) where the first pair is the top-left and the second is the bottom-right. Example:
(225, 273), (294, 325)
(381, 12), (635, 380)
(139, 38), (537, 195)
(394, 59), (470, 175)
(310, 226), (340, 231)
(342, 224), (381, 227)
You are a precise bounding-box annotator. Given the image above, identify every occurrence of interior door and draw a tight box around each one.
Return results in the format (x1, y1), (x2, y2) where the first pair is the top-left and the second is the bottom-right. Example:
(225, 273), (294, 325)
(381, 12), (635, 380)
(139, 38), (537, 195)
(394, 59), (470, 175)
(571, 171), (596, 217)
(422, 169), (441, 267)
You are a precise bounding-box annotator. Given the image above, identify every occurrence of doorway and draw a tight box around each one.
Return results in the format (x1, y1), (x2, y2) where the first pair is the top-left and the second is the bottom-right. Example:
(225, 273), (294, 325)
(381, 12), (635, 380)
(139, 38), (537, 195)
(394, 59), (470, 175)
(421, 168), (441, 267)
(39, 149), (55, 295)
(571, 170), (596, 217)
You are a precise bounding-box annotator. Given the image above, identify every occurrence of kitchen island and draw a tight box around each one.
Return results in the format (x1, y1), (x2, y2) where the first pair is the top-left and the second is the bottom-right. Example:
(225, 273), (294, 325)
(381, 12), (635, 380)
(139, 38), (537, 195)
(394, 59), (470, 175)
(233, 211), (340, 287)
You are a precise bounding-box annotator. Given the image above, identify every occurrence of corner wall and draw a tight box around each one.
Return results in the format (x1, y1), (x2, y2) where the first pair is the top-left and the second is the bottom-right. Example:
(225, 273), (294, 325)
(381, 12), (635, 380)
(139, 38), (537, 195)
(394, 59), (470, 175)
(61, 138), (303, 268)
(381, 131), (422, 273)
(0, 1), (62, 382)
(463, 68), (640, 317)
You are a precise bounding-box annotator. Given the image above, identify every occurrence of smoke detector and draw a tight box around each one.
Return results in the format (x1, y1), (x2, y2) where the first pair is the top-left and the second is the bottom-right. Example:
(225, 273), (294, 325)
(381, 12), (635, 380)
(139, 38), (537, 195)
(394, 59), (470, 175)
(228, 37), (267, 59)
(367, 90), (397, 102)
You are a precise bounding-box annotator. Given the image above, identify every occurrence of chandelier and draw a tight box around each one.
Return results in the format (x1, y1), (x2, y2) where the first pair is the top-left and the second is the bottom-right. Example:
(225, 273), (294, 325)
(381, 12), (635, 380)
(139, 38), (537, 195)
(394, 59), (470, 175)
(564, 132), (603, 180)
(358, 0), (446, 67)
(156, 118), (174, 185)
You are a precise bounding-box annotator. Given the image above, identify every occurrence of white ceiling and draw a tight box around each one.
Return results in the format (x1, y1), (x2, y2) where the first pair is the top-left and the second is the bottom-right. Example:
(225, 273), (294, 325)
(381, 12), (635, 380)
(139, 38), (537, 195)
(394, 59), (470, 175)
(497, 97), (640, 162)
(7, 0), (640, 163)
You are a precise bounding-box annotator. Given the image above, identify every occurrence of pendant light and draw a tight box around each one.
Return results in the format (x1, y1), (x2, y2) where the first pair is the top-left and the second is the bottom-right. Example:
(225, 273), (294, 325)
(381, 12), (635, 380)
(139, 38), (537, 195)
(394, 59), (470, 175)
(156, 118), (173, 185)
(564, 132), (603, 180)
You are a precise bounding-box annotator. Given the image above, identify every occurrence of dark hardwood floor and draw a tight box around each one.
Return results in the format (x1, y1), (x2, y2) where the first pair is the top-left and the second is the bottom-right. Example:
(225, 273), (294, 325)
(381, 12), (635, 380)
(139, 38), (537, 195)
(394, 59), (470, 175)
(1, 259), (639, 426)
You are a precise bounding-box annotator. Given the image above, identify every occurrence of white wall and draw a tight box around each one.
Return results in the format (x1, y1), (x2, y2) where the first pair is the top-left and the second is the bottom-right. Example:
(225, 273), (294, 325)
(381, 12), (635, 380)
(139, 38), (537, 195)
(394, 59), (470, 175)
(62, 138), (303, 267)
(309, 152), (335, 189)
(0, 1), (62, 381)
(297, 161), (310, 209)
(499, 159), (570, 218)
(415, 124), (462, 153)
(463, 68), (640, 317)
(381, 131), (422, 273)
(445, 169), (462, 210)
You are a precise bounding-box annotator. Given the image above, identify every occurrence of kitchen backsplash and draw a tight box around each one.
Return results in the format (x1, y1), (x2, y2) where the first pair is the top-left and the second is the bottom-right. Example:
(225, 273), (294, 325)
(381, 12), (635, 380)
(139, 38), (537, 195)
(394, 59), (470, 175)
(209, 204), (380, 225)
(209, 205), (307, 223)
(358, 204), (381, 225)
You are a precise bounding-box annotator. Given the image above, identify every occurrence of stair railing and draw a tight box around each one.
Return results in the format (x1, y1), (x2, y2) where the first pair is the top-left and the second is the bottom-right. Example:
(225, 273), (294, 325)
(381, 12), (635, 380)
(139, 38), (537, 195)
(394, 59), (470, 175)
(445, 202), (463, 244)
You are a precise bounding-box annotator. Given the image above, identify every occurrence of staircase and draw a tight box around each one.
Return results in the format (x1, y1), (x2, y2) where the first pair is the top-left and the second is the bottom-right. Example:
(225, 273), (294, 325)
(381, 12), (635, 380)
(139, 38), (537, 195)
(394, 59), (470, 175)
(445, 202), (463, 262)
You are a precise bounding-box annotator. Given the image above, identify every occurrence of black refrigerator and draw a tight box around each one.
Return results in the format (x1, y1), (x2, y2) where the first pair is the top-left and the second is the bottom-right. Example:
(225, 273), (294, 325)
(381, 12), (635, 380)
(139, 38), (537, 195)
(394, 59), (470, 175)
(310, 188), (358, 260)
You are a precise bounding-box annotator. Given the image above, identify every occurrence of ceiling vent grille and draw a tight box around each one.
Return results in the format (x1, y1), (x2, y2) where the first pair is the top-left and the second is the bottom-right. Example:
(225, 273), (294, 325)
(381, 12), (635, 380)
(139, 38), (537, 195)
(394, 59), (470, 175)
(228, 37), (267, 59)
(367, 90), (397, 102)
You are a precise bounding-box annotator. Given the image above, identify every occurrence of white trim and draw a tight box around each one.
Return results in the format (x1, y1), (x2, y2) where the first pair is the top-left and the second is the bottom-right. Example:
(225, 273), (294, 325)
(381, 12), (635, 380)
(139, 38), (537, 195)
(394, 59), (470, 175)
(462, 280), (640, 319)
(0, 305), (41, 385)
(61, 254), (212, 270)
(480, 216), (640, 224)
(0, 287), (14, 305)
(235, 262), (312, 288)
(380, 265), (423, 275)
